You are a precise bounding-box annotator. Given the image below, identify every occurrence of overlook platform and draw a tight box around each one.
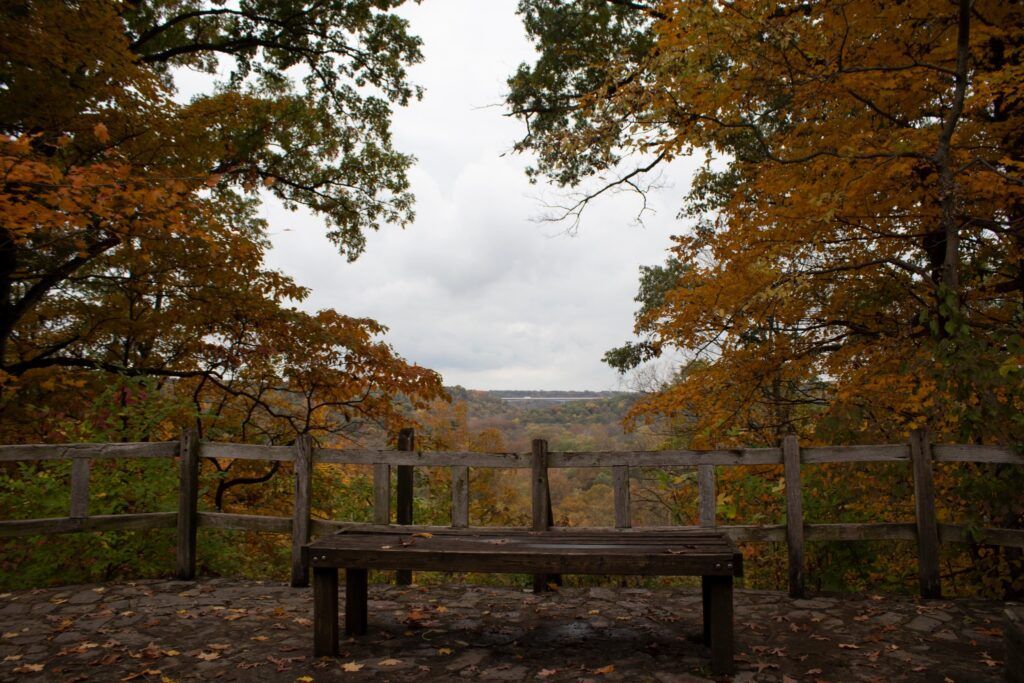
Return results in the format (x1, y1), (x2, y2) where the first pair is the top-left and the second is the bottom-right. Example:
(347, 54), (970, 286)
(0, 579), (1007, 682)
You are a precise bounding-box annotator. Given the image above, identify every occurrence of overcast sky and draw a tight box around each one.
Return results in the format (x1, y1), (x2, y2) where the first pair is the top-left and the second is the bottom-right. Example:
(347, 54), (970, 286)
(256, 0), (700, 390)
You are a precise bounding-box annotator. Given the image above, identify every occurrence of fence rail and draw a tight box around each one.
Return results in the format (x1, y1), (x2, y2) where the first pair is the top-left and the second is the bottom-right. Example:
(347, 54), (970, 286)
(1, 430), (1022, 598)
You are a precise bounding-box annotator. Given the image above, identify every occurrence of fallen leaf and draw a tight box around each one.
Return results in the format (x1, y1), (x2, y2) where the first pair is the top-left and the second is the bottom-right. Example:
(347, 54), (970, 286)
(838, 643), (860, 649)
(806, 669), (823, 675)
(538, 669), (558, 678)
(3, 655), (22, 662)
(13, 663), (44, 673)
(120, 669), (160, 682)
(437, 648), (453, 655)
(592, 664), (615, 674)
(294, 617), (312, 626)
(341, 661), (364, 672)
(411, 532), (433, 538)
(208, 644), (231, 651)
(379, 658), (402, 666)
(195, 652), (220, 661)
(296, 677), (314, 682)
(251, 636), (269, 642)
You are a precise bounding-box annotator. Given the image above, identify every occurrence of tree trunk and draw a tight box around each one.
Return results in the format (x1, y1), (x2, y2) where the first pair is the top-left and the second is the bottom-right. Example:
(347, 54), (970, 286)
(927, 0), (971, 332)
(0, 229), (16, 369)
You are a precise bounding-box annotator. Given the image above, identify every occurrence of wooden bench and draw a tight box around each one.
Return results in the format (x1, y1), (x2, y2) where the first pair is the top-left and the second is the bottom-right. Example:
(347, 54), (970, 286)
(303, 526), (742, 675)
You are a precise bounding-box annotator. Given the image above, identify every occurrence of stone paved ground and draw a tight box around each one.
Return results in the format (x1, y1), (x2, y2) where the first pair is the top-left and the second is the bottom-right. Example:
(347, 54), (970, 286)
(0, 578), (1009, 682)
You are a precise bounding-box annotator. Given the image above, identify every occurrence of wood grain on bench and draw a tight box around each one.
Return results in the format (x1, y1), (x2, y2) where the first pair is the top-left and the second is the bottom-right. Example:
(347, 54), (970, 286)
(305, 528), (742, 576)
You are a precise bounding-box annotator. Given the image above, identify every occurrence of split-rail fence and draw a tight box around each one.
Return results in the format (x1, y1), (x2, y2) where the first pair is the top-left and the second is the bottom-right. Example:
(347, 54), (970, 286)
(2, 428), (1022, 599)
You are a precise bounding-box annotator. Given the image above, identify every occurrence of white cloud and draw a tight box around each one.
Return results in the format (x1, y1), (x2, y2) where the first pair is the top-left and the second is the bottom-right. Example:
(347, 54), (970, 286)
(255, 0), (703, 389)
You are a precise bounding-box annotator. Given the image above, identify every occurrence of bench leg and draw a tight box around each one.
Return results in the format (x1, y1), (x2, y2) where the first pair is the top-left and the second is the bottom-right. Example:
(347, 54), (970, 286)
(701, 575), (711, 646)
(345, 568), (368, 636)
(707, 575), (735, 676)
(313, 567), (339, 657)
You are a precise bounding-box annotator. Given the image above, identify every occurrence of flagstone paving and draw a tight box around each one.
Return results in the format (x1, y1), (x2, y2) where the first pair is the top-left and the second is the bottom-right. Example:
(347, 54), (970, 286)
(0, 578), (1008, 682)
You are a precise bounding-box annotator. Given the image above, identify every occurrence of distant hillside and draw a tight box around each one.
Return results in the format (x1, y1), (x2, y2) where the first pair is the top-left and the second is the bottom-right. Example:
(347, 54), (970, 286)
(486, 389), (623, 398)
(439, 386), (653, 452)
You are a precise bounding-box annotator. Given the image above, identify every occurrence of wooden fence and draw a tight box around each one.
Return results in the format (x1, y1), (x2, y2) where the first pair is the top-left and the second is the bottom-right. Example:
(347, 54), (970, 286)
(2, 428), (1023, 599)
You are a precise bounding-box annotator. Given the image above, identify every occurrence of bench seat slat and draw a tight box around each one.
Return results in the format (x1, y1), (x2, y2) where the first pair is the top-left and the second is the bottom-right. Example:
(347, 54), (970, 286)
(304, 529), (743, 577)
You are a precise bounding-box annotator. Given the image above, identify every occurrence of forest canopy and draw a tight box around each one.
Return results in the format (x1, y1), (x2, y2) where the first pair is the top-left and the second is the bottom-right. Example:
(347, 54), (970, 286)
(509, 0), (1024, 447)
(0, 0), (444, 446)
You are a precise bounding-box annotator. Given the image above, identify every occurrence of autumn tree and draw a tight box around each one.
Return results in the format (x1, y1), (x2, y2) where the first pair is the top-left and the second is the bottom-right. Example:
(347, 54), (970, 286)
(510, 0), (1024, 446)
(1, 0), (443, 450)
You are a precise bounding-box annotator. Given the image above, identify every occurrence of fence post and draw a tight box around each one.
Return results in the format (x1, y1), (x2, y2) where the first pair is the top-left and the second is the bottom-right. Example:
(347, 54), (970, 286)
(451, 466), (469, 528)
(782, 434), (805, 598)
(176, 427), (200, 580)
(531, 439), (550, 532)
(698, 464), (715, 527)
(291, 434), (313, 588)
(396, 428), (415, 585)
(372, 462), (390, 525)
(70, 457), (90, 519)
(613, 465), (630, 528)
(910, 428), (941, 599)
(531, 439), (554, 592)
